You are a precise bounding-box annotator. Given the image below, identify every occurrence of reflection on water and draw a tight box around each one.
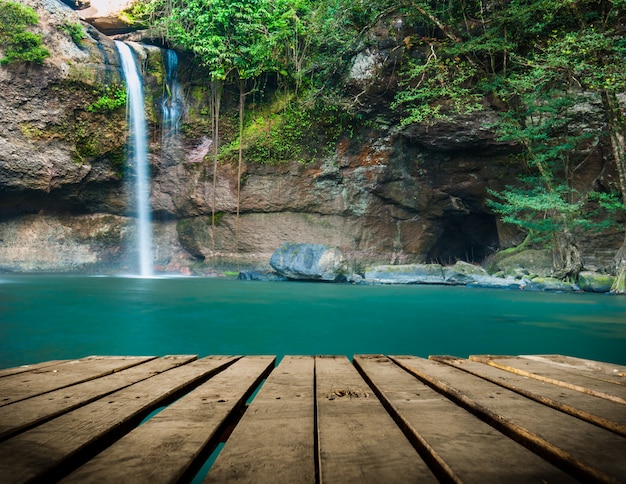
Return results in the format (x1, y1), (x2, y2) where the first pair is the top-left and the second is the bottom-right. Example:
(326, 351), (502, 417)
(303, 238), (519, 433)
(1, 275), (625, 368)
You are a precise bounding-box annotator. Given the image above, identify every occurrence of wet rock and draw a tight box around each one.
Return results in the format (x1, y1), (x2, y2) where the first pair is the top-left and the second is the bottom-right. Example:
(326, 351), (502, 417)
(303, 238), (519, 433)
(270, 243), (348, 281)
(466, 275), (525, 290)
(237, 270), (287, 282)
(364, 263), (445, 284)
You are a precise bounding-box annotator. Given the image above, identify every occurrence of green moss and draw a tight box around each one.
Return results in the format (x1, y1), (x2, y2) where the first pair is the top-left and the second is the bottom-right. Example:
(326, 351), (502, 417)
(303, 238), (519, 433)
(218, 90), (360, 166)
(19, 122), (45, 139)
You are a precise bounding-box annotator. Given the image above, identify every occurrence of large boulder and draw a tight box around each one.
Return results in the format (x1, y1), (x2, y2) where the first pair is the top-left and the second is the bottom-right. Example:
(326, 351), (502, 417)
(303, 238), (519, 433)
(443, 260), (489, 284)
(577, 271), (615, 293)
(269, 243), (347, 281)
(487, 249), (553, 277)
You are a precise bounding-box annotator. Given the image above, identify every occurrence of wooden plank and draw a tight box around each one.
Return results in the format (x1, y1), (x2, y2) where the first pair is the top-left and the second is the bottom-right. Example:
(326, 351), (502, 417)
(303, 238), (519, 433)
(205, 356), (316, 483)
(521, 355), (626, 385)
(0, 355), (239, 483)
(0, 355), (197, 441)
(0, 356), (156, 407)
(63, 356), (275, 484)
(316, 355), (436, 483)
(392, 356), (626, 483)
(470, 355), (626, 404)
(354, 355), (573, 483)
(432, 355), (626, 437)
(0, 360), (70, 379)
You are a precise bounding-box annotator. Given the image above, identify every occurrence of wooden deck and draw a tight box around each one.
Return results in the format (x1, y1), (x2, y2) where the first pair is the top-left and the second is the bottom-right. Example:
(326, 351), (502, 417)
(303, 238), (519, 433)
(0, 354), (624, 483)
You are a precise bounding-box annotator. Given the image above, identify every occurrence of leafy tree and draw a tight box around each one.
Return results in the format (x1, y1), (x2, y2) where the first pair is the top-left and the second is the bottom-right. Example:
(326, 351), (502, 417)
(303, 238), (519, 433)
(151, 0), (236, 247)
(393, 0), (625, 283)
(0, 1), (49, 65)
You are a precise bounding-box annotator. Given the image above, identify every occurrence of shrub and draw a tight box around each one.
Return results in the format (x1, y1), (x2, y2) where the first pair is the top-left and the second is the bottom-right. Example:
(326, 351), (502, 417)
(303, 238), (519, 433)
(58, 22), (85, 47)
(87, 85), (127, 113)
(0, 31), (49, 65)
(0, 1), (49, 65)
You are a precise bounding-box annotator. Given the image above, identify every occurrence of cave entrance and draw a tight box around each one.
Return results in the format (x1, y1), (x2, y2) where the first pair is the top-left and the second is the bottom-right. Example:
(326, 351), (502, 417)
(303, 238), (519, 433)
(427, 212), (500, 264)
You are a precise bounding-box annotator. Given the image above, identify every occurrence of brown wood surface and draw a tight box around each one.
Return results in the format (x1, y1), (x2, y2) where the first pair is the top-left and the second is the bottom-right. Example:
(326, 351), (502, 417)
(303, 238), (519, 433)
(470, 355), (626, 404)
(0, 360), (69, 379)
(0, 354), (623, 483)
(0, 356), (239, 483)
(205, 356), (316, 483)
(432, 355), (626, 437)
(0, 355), (197, 441)
(392, 356), (626, 483)
(523, 355), (626, 383)
(316, 355), (436, 483)
(63, 356), (274, 484)
(354, 355), (573, 483)
(0, 356), (155, 407)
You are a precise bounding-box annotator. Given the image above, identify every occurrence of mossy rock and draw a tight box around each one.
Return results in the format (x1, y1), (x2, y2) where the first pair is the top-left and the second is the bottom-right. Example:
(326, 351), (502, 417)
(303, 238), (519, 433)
(577, 271), (615, 293)
(488, 249), (553, 278)
(527, 277), (576, 292)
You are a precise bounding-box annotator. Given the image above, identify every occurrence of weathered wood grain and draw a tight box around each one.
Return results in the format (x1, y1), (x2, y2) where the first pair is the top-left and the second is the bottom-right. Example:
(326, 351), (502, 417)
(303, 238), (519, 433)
(470, 355), (626, 404)
(354, 355), (573, 483)
(0, 360), (69, 379)
(521, 355), (626, 385)
(205, 356), (316, 483)
(0, 354), (622, 483)
(433, 355), (626, 437)
(63, 356), (274, 484)
(316, 355), (436, 483)
(392, 356), (626, 483)
(0, 356), (155, 407)
(0, 356), (239, 483)
(0, 355), (197, 441)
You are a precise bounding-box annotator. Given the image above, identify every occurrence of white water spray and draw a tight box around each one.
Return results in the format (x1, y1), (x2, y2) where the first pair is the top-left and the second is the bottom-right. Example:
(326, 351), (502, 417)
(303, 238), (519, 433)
(116, 41), (154, 277)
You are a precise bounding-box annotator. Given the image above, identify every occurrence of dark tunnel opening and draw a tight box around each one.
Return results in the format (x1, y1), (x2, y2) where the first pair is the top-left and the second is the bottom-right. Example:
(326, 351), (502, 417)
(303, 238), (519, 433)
(427, 212), (500, 264)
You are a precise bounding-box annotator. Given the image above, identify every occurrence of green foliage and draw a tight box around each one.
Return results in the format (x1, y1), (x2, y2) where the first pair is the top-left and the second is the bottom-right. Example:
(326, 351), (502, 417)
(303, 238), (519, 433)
(220, 90), (360, 165)
(0, 0), (37, 37)
(87, 85), (127, 113)
(119, 0), (152, 28)
(0, 1), (49, 65)
(488, 183), (584, 239)
(58, 22), (85, 47)
(393, 54), (483, 125)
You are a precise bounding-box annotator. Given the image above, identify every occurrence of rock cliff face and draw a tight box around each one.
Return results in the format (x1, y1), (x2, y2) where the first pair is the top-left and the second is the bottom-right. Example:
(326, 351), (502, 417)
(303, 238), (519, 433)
(0, 1), (621, 274)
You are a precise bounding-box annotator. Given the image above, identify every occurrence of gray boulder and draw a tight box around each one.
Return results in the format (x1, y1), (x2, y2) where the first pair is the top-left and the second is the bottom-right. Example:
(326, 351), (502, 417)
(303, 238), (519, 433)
(364, 263), (445, 284)
(270, 243), (347, 281)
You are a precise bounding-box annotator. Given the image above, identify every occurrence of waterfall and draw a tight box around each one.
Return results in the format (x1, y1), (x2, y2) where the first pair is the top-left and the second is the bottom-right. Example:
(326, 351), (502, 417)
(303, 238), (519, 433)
(115, 41), (154, 277)
(162, 49), (183, 135)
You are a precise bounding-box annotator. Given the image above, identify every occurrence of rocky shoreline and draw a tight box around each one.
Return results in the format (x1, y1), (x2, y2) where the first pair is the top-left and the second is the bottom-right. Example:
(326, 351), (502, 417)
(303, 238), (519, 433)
(238, 242), (617, 294)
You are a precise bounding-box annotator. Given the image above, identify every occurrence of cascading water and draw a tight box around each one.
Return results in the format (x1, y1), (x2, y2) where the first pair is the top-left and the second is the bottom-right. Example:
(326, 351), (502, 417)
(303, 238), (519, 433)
(162, 49), (183, 135)
(115, 41), (154, 277)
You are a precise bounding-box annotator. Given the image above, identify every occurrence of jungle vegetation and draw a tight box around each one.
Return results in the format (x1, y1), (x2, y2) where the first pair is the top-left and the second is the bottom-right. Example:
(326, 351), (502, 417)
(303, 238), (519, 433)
(129, 0), (625, 289)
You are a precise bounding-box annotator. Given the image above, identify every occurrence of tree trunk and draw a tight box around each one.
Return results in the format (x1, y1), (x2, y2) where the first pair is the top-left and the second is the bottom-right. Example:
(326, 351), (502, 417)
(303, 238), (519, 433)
(552, 227), (584, 282)
(600, 90), (626, 294)
(210, 80), (223, 252)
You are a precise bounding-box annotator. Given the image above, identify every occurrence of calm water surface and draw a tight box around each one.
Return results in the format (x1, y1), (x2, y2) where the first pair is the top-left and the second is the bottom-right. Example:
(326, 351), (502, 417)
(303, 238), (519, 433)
(1, 274), (625, 368)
